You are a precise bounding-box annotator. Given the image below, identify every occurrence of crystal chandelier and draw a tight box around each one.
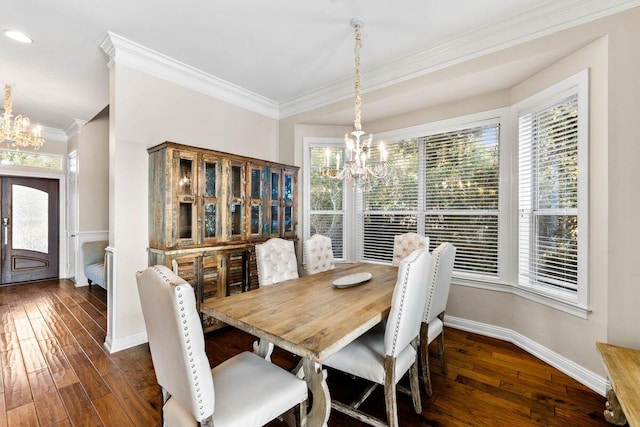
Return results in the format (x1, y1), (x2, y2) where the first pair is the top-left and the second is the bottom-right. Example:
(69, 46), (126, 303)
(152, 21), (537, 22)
(321, 19), (389, 185)
(0, 84), (44, 150)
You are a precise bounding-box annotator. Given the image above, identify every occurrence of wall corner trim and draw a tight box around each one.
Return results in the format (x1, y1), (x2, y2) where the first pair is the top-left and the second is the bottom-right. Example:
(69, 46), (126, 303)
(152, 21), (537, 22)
(104, 331), (148, 354)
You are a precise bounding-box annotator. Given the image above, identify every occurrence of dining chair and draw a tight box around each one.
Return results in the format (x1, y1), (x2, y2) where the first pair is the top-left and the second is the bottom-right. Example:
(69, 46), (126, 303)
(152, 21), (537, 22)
(420, 242), (456, 397)
(303, 234), (335, 275)
(136, 265), (308, 427)
(254, 237), (300, 361)
(255, 237), (299, 286)
(323, 248), (432, 427)
(391, 232), (429, 266)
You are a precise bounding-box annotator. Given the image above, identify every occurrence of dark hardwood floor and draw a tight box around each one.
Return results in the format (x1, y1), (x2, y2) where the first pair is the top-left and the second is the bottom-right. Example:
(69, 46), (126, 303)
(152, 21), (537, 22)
(0, 279), (612, 426)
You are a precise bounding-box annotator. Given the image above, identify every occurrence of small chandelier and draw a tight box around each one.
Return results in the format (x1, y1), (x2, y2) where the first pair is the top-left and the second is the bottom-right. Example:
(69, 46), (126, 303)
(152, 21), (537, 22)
(0, 84), (44, 150)
(321, 19), (389, 185)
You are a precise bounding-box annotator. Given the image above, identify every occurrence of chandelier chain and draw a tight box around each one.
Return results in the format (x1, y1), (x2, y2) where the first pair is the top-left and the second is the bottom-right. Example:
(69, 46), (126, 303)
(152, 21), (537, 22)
(319, 19), (389, 187)
(353, 24), (362, 132)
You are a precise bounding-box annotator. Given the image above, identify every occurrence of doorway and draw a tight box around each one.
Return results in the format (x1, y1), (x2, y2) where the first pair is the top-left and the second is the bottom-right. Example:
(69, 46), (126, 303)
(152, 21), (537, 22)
(0, 176), (59, 284)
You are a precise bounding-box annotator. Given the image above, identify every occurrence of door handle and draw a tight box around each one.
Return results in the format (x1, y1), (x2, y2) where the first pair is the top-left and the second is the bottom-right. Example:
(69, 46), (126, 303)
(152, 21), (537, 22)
(2, 217), (8, 245)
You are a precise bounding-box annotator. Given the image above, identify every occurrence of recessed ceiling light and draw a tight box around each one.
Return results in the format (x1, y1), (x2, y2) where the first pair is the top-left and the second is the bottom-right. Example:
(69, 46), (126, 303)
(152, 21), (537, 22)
(4, 30), (33, 44)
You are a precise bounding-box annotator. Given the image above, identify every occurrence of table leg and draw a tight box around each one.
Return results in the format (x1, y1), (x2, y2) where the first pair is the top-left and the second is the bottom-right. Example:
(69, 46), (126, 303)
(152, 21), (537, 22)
(303, 358), (330, 427)
(604, 388), (627, 425)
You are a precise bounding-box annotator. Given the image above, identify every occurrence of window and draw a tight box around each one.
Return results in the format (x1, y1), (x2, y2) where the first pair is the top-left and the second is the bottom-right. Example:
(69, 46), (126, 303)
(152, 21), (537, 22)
(302, 70), (588, 314)
(362, 139), (419, 263)
(0, 149), (62, 170)
(517, 70), (588, 306)
(305, 142), (345, 260)
(363, 121), (501, 278)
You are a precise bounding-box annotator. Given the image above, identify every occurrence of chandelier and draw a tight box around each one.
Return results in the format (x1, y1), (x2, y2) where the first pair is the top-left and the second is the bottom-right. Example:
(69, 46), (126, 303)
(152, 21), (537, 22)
(0, 84), (44, 150)
(321, 19), (389, 185)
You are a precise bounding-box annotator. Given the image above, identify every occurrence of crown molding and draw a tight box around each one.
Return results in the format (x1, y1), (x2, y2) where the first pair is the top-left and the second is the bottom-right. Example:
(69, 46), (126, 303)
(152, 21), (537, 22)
(99, 32), (280, 119)
(41, 126), (69, 144)
(64, 119), (88, 140)
(97, 0), (640, 121)
(279, 0), (640, 118)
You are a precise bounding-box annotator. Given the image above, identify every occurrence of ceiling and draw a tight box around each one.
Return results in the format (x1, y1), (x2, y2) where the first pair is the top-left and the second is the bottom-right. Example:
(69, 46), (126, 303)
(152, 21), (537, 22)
(1, 0), (638, 134)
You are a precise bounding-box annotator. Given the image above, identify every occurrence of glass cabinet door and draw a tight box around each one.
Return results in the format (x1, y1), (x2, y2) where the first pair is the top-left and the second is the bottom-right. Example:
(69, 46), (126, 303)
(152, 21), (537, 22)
(173, 150), (198, 246)
(269, 170), (280, 236)
(200, 154), (219, 245)
(281, 168), (297, 237)
(247, 164), (265, 240)
(227, 160), (245, 240)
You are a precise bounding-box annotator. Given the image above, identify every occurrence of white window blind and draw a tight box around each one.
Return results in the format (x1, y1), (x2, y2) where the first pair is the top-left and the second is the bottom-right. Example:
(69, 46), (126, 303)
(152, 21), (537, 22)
(363, 123), (501, 276)
(423, 125), (500, 276)
(308, 146), (345, 259)
(519, 94), (579, 292)
(363, 139), (419, 263)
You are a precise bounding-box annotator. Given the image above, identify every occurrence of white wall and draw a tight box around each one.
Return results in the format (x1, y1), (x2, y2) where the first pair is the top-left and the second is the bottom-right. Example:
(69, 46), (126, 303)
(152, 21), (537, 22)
(106, 63), (279, 351)
(77, 107), (109, 232)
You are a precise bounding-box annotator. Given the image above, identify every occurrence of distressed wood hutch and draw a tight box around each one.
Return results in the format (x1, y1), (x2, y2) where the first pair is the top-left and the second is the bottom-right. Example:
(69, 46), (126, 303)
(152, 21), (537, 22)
(147, 142), (298, 331)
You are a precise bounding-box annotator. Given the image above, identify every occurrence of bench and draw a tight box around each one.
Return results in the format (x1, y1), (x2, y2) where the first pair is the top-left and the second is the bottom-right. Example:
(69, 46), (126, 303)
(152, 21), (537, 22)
(82, 240), (108, 289)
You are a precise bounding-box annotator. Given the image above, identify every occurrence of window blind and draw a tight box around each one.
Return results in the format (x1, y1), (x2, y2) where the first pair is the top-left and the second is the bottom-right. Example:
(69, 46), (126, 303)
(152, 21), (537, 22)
(519, 94), (579, 291)
(423, 125), (500, 275)
(308, 146), (345, 259)
(363, 139), (419, 263)
(362, 124), (501, 276)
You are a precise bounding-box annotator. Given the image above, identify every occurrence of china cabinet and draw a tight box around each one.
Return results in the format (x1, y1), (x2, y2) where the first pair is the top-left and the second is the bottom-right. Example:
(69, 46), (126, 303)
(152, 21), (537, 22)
(147, 142), (298, 331)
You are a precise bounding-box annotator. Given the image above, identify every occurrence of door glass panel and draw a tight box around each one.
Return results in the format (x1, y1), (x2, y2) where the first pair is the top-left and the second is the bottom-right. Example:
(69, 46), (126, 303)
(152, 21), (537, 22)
(179, 202), (192, 238)
(271, 171), (279, 199)
(205, 162), (216, 197)
(231, 165), (242, 198)
(12, 185), (48, 253)
(231, 203), (242, 235)
(204, 203), (216, 238)
(251, 169), (261, 199)
(179, 158), (192, 194)
(251, 205), (260, 234)
(284, 173), (293, 201)
(271, 206), (279, 233)
(284, 206), (293, 232)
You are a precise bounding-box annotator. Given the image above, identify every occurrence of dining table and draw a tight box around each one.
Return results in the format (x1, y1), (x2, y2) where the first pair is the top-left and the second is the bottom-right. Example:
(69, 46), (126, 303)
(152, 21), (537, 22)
(201, 262), (398, 427)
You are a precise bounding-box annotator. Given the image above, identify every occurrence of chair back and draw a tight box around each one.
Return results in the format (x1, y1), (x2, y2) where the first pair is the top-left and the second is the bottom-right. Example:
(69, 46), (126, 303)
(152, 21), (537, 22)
(424, 242), (457, 324)
(392, 233), (429, 266)
(304, 234), (335, 275)
(255, 238), (299, 286)
(136, 265), (215, 423)
(384, 249), (432, 357)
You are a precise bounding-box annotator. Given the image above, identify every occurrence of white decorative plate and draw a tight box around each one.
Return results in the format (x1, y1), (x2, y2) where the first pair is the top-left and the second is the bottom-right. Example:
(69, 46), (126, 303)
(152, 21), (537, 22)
(332, 272), (373, 288)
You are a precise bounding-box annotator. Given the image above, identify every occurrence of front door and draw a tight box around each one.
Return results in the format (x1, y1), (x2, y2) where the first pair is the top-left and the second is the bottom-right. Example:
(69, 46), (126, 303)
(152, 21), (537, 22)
(1, 177), (59, 284)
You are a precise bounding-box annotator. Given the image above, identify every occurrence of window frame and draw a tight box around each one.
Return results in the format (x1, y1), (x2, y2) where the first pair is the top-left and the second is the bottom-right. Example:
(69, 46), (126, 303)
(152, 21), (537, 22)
(512, 70), (589, 314)
(302, 137), (351, 262)
(370, 109), (510, 282)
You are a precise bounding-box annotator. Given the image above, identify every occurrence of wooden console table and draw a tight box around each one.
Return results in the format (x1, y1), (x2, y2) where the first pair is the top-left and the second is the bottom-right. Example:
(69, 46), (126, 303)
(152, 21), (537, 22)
(596, 341), (640, 426)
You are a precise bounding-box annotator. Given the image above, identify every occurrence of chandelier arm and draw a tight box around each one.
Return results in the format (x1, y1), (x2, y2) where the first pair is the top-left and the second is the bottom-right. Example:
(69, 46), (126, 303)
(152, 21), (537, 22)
(1, 84), (44, 149)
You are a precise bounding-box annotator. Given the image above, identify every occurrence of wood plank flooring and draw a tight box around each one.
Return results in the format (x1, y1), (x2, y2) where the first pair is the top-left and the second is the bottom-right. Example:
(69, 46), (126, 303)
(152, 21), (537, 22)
(0, 279), (613, 426)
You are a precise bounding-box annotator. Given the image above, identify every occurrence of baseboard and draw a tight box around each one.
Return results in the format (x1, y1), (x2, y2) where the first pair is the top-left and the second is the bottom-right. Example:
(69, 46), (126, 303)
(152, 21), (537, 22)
(104, 331), (148, 354)
(444, 315), (608, 396)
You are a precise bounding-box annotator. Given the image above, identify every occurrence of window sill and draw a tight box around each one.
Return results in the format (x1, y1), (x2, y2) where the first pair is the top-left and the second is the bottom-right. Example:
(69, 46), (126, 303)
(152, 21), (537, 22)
(452, 277), (590, 319)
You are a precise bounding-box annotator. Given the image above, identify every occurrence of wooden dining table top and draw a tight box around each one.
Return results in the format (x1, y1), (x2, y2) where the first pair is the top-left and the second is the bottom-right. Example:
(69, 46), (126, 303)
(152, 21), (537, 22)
(201, 262), (398, 364)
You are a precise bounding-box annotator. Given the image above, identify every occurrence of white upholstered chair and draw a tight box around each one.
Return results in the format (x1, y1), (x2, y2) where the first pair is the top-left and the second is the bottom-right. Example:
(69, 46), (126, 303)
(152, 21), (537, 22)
(303, 234), (335, 275)
(391, 233), (429, 266)
(420, 242), (456, 397)
(323, 249), (432, 427)
(136, 265), (308, 427)
(255, 238), (299, 286)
